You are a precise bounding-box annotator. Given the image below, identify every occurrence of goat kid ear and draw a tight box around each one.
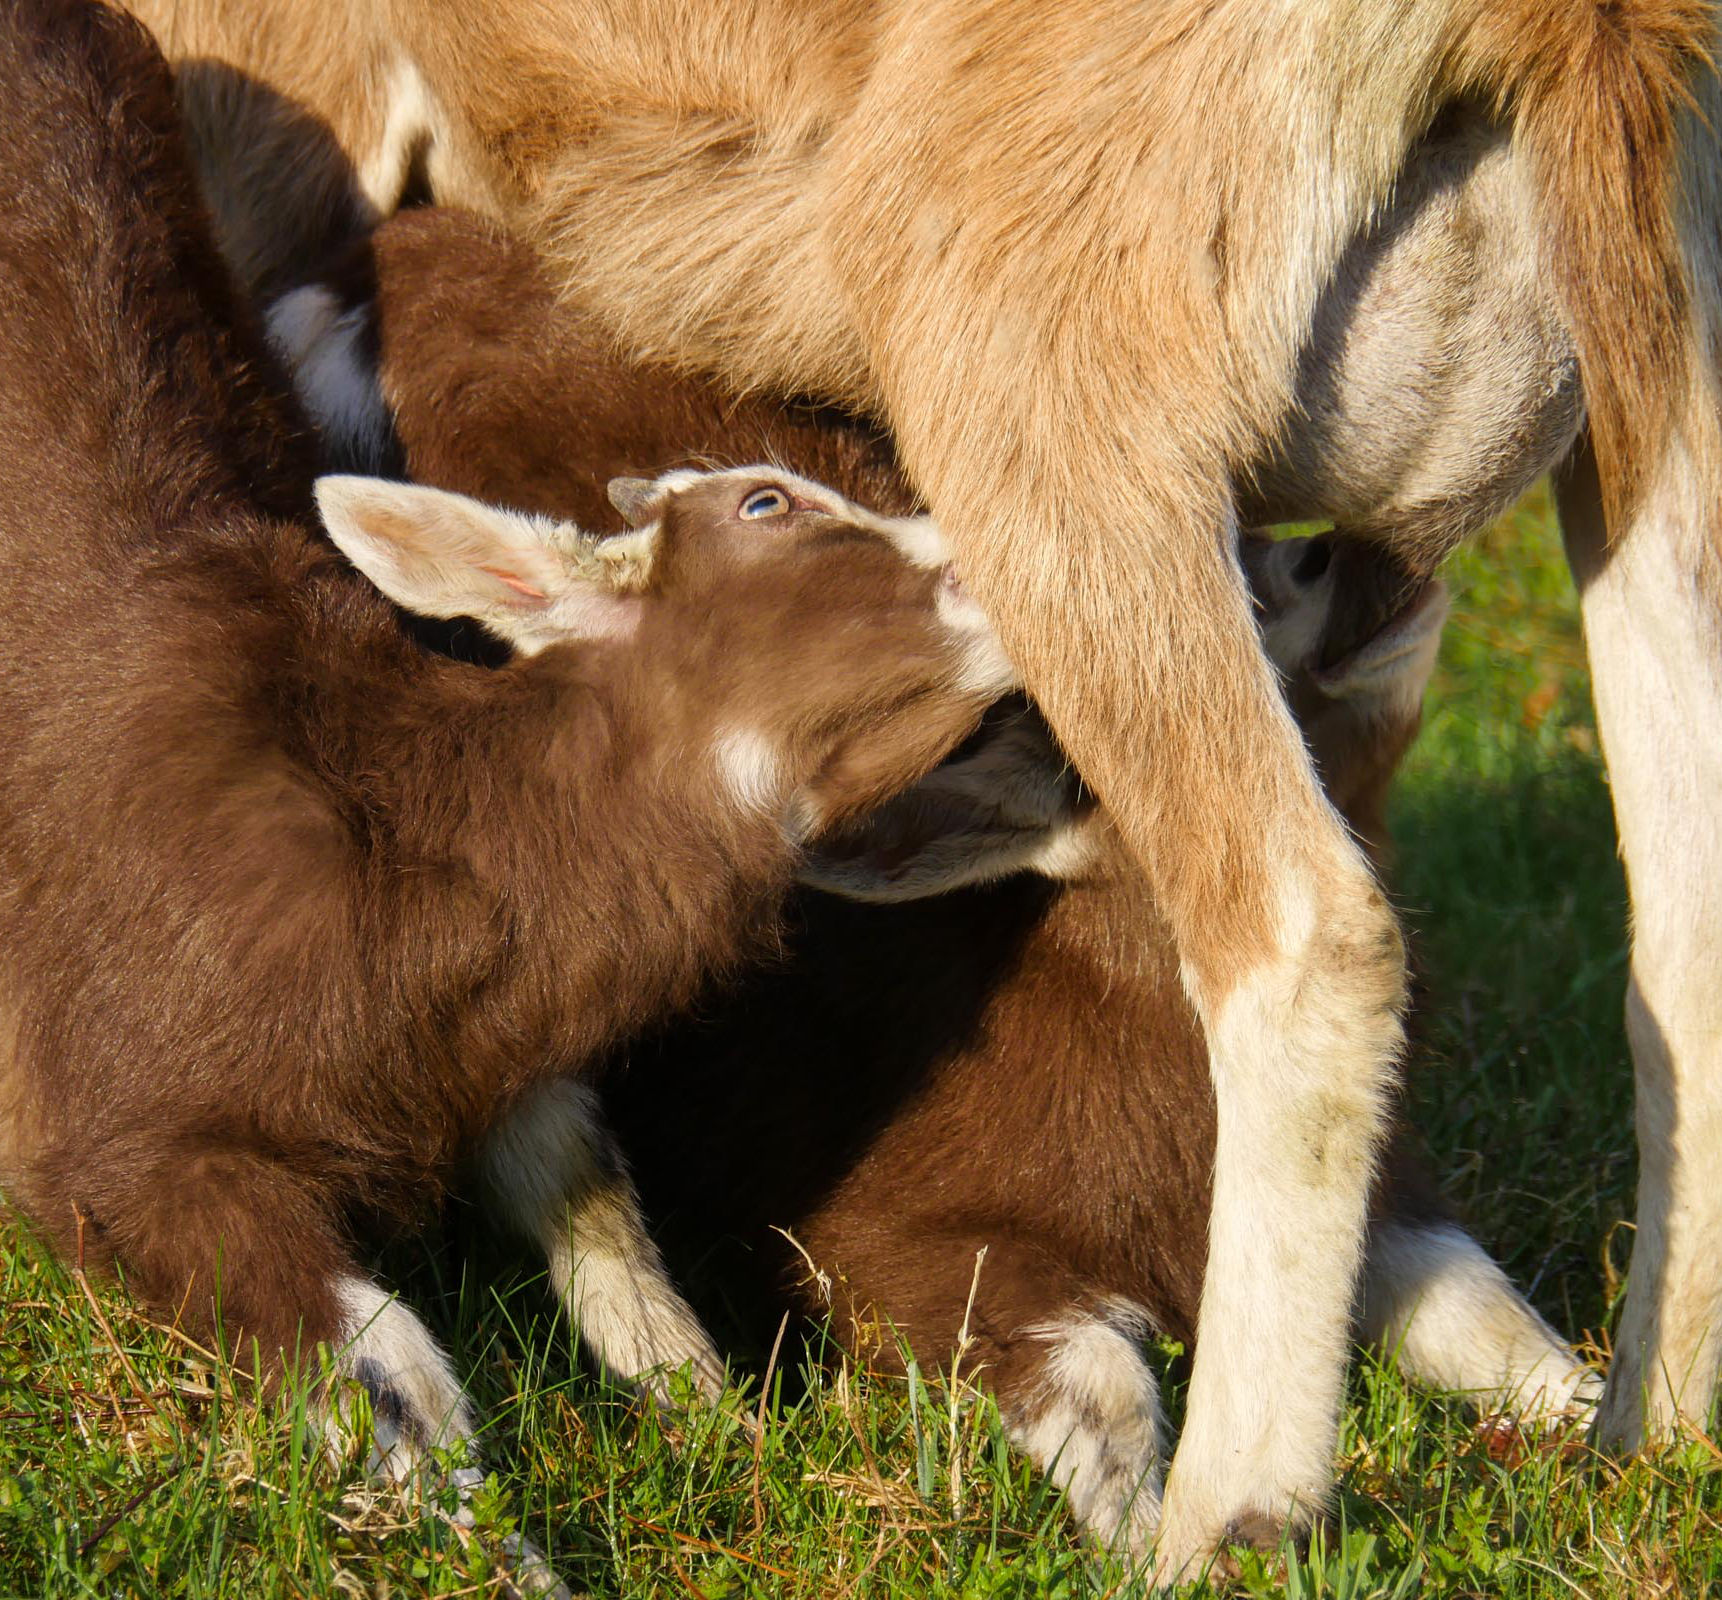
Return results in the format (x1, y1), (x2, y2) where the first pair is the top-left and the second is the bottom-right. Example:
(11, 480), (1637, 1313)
(801, 778), (1089, 901)
(800, 707), (1095, 900)
(607, 475), (666, 529)
(315, 476), (641, 649)
(316, 476), (565, 614)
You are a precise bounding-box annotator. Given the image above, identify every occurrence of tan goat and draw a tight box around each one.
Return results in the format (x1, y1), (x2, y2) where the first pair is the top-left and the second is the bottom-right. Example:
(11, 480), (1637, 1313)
(121, 0), (1722, 1574)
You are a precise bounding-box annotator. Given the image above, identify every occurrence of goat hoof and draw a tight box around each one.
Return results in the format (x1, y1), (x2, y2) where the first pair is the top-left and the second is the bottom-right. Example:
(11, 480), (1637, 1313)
(500, 1529), (574, 1599)
(1148, 1505), (1293, 1591)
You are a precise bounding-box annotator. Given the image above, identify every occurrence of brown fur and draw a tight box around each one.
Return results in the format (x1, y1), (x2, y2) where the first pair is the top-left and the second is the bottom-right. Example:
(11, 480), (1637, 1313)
(0, 2), (1000, 1406)
(295, 207), (915, 527)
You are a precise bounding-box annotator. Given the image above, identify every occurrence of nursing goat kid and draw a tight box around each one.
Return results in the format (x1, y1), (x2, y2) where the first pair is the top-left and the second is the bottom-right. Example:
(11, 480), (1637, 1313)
(119, 0), (1722, 1568)
(275, 205), (1597, 1561)
(0, 3), (1014, 1577)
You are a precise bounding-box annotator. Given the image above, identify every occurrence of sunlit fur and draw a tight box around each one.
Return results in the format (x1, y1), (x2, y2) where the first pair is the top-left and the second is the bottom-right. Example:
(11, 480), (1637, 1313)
(121, 0), (1720, 1569)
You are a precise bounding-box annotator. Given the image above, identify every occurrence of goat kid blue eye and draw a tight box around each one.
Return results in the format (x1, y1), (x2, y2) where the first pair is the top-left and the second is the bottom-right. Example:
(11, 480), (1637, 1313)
(739, 487), (791, 519)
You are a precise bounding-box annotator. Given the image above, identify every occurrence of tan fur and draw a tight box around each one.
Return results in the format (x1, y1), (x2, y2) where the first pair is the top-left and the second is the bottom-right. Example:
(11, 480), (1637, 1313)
(117, 0), (1717, 1567)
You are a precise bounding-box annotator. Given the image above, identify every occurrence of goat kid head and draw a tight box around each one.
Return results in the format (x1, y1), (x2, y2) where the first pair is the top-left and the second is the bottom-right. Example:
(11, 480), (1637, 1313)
(316, 465), (1018, 834)
(805, 532), (1449, 899)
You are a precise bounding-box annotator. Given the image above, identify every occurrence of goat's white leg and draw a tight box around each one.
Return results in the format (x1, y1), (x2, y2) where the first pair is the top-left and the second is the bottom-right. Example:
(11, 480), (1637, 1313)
(479, 1079), (725, 1405)
(1153, 821), (1406, 1581)
(327, 1277), (479, 1481)
(1010, 1299), (1167, 1561)
(328, 1278), (570, 1599)
(1559, 439), (1722, 1447)
(1360, 1221), (1598, 1423)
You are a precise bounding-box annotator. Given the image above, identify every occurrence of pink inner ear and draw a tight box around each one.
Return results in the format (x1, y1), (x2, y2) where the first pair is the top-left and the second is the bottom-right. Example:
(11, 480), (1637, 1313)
(479, 564), (549, 603)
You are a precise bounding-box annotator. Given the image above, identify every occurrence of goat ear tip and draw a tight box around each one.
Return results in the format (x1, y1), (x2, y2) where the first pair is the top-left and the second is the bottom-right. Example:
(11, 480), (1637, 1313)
(313, 473), (387, 522)
(606, 476), (660, 526)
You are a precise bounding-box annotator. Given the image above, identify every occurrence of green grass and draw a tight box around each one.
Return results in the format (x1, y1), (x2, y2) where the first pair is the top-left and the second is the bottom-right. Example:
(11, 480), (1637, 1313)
(4, 484), (1720, 1598)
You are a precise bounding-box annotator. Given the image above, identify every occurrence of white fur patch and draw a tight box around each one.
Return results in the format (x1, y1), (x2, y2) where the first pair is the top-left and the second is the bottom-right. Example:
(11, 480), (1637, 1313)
(265, 286), (391, 470)
(1011, 1300), (1165, 1557)
(712, 727), (786, 817)
(650, 468), (706, 498)
(1021, 816), (1106, 881)
(481, 1080), (724, 1403)
(357, 56), (440, 214)
(941, 581), (1021, 697)
(1361, 1222), (1598, 1422)
(876, 512), (952, 570)
(328, 1277), (476, 1481)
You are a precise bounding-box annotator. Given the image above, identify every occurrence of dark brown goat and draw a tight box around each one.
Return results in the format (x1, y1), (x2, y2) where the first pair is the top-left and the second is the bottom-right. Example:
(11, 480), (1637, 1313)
(0, 10), (1013, 1575)
(275, 206), (1596, 1559)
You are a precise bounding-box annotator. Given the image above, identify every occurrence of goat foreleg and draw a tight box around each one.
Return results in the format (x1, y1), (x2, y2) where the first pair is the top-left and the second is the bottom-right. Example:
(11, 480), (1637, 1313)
(479, 1078), (727, 1407)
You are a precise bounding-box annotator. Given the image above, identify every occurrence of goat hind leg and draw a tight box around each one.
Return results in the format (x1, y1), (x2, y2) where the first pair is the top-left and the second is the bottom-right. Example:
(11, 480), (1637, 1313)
(1559, 440), (1722, 1448)
(479, 1078), (726, 1406)
(1360, 1219), (1599, 1423)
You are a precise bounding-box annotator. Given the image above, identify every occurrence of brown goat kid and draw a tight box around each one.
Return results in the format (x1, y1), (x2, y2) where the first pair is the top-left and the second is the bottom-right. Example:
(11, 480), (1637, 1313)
(0, 1), (1013, 1556)
(276, 207), (1595, 1559)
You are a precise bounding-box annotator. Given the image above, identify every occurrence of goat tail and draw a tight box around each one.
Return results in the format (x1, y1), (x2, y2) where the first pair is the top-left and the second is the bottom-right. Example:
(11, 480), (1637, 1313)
(1450, 0), (1713, 524)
